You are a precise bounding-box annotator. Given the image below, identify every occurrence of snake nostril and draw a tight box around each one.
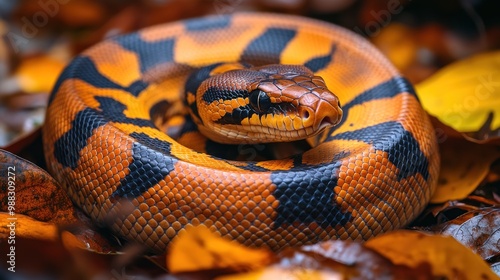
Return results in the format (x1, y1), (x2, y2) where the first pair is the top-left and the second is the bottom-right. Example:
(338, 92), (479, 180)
(302, 110), (310, 119)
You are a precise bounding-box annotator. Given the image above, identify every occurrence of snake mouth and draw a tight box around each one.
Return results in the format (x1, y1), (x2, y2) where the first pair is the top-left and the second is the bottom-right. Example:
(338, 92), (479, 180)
(318, 116), (334, 131)
(238, 123), (331, 142)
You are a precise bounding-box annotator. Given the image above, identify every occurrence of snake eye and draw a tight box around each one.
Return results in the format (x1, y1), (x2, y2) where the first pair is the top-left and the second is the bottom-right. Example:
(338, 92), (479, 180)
(249, 89), (271, 112)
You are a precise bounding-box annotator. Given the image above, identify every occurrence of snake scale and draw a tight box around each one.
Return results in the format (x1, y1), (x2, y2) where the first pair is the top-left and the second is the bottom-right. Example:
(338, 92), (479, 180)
(43, 13), (440, 253)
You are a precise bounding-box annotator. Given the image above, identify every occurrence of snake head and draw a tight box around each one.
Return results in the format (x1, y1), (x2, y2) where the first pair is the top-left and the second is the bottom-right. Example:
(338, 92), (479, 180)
(187, 63), (343, 144)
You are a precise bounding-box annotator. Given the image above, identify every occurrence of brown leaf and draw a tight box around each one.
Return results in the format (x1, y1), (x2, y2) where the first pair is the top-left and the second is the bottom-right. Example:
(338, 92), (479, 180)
(492, 262), (500, 277)
(0, 150), (124, 254)
(0, 216), (157, 278)
(431, 138), (500, 203)
(275, 240), (429, 280)
(433, 208), (500, 261)
(365, 230), (499, 280)
(62, 213), (124, 254)
(219, 239), (433, 280)
(0, 212), (57, 241)
(0, 149), (76, 223)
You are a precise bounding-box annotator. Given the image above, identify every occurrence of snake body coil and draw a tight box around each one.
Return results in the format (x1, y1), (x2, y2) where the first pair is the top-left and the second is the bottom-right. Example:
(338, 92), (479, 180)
(43, 13), (439, 252)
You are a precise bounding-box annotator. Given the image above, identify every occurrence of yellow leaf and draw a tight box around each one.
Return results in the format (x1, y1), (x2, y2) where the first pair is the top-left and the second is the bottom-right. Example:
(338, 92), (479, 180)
(416, 51), (500, 132)
(365, 230), (499, 280)
(166, 225), (273, 274)
(217, 267), (342, 280)
(431, 139), (500, 203)
(15, 55), (66, 94)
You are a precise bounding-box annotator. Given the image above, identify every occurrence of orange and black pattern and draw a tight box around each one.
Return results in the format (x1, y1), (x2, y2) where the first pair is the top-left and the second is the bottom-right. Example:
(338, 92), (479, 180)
(43, 13), (440, 252)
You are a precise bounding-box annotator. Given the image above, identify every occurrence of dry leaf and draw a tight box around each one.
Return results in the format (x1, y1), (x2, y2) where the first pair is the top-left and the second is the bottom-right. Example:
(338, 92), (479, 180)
(365, 230), (499, 280)
(0, 212), (57, 241)
(219, 238), (434, 279)
(431, 139), (500, 203)
(434, 208), (500, 261)
(14, 54), (66, 94)
(217, 267), (342, 280)
(416, 51), (500, 134)
(166, 225), (274, 274)
(0, 149), (76, 223)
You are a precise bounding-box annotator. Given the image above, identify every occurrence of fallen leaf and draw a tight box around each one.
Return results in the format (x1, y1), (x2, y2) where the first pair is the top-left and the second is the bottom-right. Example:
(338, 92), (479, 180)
(416, 50), (500, 134)
(166, 225), (274, 274)
(0, 218), (150, 278)
(431, 138), (500, 203)
(66, 222), (124, 254)
(0, 212), (57, 241)
(217, 267), (343, 280)
(219, 238), (433, 279)
(365, 230), (499, 280)
(0, 149), (76, 223)
(14, 54), (66, 94)
(433, 208), (500, 261)
(371, 23), (417, 71)
(492, 262), (500, 277)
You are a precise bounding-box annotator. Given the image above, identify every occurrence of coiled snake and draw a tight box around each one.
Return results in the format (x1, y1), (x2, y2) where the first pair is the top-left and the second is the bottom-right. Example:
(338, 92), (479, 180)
(43, 13), (439, 252)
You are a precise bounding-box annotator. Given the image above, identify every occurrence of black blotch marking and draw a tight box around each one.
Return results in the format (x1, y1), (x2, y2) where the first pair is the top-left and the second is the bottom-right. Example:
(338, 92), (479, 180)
(53, 108), (108, 169)
(215, 104), (255, 125)
(53, 95), (160, 168)
(327, 76), (416, 136)
(346, 77), (416, 108)
(201, 87), (247, 104)
(331, 121), (429, 180)
(112, 132), (176, 198)
(126, 80), (149, 97)
(238, 162), (271, 172)
(48, 56), (149, 104)
(188, 99), (200, 125)
(49, 56), (122, 105)
(271, 161), (352, 228)
(215, 101), (297, 126)
(94, 96), (154, 128)
(304, 44), (337, 72)
(185, 15), (231, 31)
(116, 33), (175, 73)
(241, 28), (297, 64)
(184, 63), (226, 121)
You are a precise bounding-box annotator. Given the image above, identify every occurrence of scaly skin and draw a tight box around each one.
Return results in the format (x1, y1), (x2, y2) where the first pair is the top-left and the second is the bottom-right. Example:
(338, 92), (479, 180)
(43, 13), (439, 253)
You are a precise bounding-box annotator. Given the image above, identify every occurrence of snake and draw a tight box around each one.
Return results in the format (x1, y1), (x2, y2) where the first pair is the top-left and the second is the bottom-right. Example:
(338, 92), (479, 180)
(43, 13), (440, 253)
